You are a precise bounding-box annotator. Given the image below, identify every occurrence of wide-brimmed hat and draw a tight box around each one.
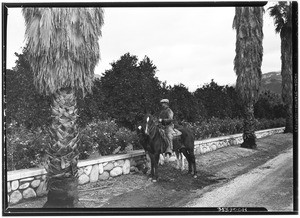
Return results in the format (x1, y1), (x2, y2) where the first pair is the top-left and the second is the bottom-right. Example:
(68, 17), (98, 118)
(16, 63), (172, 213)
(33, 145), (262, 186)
(160, 99), (169, 104)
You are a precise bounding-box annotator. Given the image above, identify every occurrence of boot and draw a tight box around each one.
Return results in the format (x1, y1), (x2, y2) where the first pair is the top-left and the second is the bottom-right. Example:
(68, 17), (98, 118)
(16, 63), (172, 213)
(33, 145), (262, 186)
(165, 145), (172, 163)
(165, 146), (172, 156)
(164, 152), (171, 163)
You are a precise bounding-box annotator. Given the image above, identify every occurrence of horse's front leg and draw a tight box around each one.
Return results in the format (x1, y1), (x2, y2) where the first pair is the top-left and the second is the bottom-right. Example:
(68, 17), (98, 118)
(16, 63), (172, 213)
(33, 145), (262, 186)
(152, 153), (160, 182)
(175, 151), (180, 170)
(149, 153), (155, 179)
(145, 152), (151, 173)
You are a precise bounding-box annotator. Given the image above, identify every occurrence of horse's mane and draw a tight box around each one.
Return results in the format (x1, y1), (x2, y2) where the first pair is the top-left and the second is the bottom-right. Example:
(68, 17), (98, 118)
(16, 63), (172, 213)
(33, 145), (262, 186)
(146, 114), (168, 152)
(136, 125), (151, 151)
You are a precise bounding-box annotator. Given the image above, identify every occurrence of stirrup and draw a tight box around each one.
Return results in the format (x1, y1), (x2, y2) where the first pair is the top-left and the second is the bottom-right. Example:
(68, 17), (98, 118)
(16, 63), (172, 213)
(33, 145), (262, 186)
(165, 151), (172, 156)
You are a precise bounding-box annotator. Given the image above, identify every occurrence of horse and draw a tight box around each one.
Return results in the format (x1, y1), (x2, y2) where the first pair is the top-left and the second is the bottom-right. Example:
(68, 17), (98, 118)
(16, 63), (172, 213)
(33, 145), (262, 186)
(137, 114), (197, 182)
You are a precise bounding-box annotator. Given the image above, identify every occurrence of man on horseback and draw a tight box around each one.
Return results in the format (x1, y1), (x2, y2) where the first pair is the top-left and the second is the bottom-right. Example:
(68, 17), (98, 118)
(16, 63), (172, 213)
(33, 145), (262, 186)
(158, 99), (175, 160)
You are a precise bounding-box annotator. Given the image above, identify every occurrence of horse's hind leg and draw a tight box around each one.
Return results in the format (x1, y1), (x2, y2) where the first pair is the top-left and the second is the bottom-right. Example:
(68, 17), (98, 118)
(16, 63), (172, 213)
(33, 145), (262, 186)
(175, 151), (181, 170)
(180, 148), (192, 174)
(159, 154), (165, 165)
(176, 151), (185, 171)
(180, 153), (186, 171)
(189, 148), (197, 178)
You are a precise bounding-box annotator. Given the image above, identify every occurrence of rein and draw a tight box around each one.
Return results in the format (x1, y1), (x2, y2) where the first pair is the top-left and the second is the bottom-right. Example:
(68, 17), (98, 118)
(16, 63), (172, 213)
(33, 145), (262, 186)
(148, 119), (159, 140)
(147, 117), (168, 150)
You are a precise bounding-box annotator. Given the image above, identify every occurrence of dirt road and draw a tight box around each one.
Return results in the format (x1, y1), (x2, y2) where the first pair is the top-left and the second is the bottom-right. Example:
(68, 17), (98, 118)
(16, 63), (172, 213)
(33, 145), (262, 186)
(185, 148), (293, 211)
(9, 133), (294, 211)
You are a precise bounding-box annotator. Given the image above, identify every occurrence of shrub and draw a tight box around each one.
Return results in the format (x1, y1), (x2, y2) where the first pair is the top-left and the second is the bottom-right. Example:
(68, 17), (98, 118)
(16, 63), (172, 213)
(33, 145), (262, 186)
(254, 118), (285, 130)
(79, 119), (141, 157)
(79, 120), (118, 157)
(115, 127), (140, 150)
(6, 122), (49, 171)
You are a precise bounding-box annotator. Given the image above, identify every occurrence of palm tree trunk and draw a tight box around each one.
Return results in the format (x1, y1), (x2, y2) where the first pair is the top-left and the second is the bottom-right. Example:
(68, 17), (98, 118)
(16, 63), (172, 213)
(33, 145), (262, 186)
(241, 103), (257, 149)
(284, 104), (293, 133)
(233, 7), (263, 149)
(281, 31), (293, 133)
(43, 88), (79, 208)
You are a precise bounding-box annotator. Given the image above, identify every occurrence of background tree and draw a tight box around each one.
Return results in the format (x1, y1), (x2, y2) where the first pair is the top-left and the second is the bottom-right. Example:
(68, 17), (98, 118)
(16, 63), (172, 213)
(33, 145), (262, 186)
(168, 84), (202, 122)
(6, 51), (51, 129)
(194, 80), (242, 119)
(233, 7), (264, 149)
(254, 90), (285, 119)
(77, 78), (108, 127)
(100, 53), (162, 129)
(138, 56), (164, 114)
(225, 85), (244, 118)
(22, 8), (104, 208)
(269, 2), (293, 132)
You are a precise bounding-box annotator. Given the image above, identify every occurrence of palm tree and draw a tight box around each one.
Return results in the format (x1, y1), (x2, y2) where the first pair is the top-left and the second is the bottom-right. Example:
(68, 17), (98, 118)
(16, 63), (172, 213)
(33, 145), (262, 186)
(22, 8), (104, 208)
(233, 7), (264, 149)
(269, 2), (293, 133)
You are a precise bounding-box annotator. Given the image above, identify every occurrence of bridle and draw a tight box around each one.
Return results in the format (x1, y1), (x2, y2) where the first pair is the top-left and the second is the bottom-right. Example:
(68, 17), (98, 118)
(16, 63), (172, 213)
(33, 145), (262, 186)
(144, 115), (159, 140)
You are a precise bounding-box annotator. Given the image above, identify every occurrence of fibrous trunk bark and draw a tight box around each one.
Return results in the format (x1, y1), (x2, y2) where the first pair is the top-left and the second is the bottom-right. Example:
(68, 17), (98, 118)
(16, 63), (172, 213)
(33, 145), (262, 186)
(241, 103), (257, 149)
(281, 30), (293, 133)
(43, 88), (79, 208)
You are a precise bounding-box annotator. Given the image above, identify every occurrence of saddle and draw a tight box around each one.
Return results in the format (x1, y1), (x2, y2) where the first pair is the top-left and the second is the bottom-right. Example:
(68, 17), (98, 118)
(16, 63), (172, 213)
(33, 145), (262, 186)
(158, 127), (183, 152)
(158, 127), (182, 140)
(172, 128), (182, 139)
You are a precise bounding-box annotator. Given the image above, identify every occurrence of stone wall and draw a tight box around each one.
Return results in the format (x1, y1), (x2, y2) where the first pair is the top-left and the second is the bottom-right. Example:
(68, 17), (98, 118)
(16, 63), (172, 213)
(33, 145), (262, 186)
(6, 127), (284, 205)
(7, 173), (47, 205)
(194, 127), (285, 154)
(7, 150), (146, 205)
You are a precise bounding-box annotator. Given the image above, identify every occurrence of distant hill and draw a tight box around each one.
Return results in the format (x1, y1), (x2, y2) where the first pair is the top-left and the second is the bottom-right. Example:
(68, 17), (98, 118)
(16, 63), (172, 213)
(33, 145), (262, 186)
(261, 71), (282, 95)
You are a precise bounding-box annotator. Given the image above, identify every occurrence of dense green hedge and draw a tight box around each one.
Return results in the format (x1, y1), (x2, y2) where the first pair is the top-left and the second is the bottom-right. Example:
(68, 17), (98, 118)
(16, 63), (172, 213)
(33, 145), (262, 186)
(182, 117), (285, 140)
(6, 120), (141, 171)
(6, 118), (285, 171)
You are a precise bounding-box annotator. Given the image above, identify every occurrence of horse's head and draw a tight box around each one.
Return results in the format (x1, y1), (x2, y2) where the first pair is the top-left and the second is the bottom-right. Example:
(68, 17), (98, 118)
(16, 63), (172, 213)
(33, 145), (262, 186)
(136, 117), (153, 151)
(143, 114), (159, 136)
(136, 114), (154, 137)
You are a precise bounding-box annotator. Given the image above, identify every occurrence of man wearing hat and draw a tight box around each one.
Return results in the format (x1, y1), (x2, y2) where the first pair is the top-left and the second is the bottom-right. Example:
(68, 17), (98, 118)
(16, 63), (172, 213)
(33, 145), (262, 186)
(159, 99), (175, 160)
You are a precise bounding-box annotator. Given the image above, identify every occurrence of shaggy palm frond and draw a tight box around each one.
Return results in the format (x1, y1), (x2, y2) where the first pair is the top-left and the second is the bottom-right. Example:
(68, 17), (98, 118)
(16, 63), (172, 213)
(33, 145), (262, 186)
(22, 8), (104, 96)
(269, 2), (293, 132)
(269, 2), (292, 34)
(233, 7), (264, 105)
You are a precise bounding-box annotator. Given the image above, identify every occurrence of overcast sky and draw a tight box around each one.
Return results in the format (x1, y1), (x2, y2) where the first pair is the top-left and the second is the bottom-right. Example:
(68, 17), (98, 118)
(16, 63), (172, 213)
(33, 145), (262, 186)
(6, 3), (281, 91)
